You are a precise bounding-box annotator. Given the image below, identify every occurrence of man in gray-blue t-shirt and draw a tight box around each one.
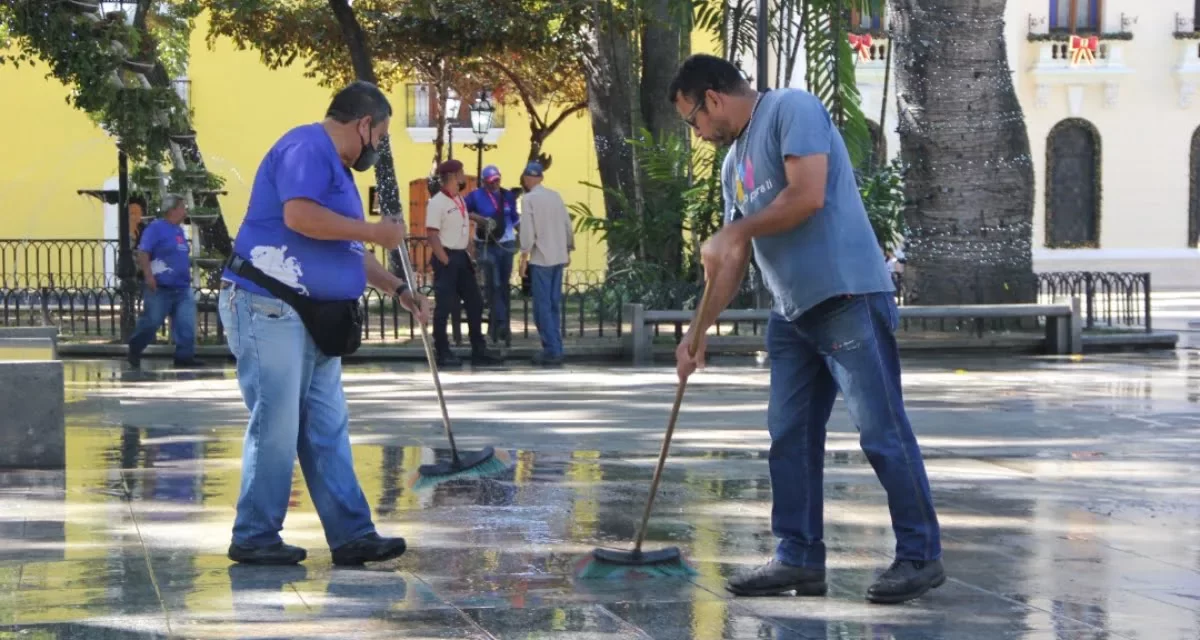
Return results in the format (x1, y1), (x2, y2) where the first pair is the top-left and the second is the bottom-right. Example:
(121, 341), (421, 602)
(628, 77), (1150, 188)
(669, 54), (944, 605)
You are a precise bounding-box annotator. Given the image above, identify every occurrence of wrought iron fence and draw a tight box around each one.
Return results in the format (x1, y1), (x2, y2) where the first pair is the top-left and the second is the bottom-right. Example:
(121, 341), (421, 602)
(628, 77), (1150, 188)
(0, 239), (1154, 344)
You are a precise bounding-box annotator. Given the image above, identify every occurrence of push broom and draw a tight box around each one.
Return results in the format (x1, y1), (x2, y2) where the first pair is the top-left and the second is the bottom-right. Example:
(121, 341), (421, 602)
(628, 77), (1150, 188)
(576, 287), (713, 579)
(392, 234), (507, 491)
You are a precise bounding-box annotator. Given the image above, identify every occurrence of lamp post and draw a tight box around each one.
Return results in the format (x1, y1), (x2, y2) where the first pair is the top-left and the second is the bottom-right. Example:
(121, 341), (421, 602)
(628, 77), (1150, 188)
(465, 90), (498, 180)
(756, 0), (769, 92)
(444, 89), (462, 161)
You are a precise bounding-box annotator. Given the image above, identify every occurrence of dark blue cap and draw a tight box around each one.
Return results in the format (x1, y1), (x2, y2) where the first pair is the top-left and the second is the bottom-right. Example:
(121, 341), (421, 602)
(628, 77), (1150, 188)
(522, 162), (544, 177)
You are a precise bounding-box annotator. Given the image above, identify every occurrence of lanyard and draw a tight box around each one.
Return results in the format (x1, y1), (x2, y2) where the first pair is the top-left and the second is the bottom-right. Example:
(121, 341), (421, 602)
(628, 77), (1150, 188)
(485, 189), (501, 215)
(442, 190), (466, 221)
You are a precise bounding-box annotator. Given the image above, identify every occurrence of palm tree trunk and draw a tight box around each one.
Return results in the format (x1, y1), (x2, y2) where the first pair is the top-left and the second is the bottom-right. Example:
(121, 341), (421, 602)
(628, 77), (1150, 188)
(888, 0), (1035, 305)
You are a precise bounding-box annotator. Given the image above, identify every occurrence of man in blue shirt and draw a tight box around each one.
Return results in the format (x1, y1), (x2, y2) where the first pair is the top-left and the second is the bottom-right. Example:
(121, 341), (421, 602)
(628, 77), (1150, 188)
(464, 164), (519, 344)
(218, 81), (430, 567)
(669, 55), (944, 605)
(126, 194), (202, 368)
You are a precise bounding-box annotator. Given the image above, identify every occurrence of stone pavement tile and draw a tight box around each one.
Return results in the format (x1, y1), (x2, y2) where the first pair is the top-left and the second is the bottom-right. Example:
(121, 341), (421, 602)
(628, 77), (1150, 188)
(1022, 590), (1200, 640)
(0, 616), (170, 639)
(19, 558), (156, 592)
(604, 600), (811, 639)
(293, 569), (457, 616)
(420, 572), (723, 610)
(463, 604), (652, 639)
(13, 585), (164, 625)
(171, 609), (490, 639)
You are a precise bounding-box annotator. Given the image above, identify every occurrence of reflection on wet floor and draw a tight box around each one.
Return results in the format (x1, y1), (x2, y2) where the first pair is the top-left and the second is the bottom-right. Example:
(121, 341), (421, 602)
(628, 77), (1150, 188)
(2, 353), (1200, 638)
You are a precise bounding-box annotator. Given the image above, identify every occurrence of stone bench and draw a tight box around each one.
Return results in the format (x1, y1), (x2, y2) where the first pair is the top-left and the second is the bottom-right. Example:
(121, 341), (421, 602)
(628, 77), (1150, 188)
(0, 357), (65, 469)
(623, 298), (1082, 365)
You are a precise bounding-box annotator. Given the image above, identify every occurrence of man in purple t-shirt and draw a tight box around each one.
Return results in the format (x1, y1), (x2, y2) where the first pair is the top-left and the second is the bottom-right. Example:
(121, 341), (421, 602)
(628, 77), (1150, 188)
(126, 194), (202, 368)
(218, 81), (430, 567)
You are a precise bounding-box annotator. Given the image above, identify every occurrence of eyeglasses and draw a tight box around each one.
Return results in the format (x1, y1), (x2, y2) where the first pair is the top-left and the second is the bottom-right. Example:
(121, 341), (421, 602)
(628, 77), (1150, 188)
(683, 98), (705, 130)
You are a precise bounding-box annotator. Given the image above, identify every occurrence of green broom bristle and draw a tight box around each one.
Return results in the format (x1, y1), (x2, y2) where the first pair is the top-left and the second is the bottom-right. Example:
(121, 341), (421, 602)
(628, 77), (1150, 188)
(408, 452), (511, 492)
(573, 552), (698, 580)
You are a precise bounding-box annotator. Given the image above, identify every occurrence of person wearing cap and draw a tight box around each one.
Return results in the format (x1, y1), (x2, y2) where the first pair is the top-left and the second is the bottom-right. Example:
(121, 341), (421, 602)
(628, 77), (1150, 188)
(464, 164), (520, 345)
(426, 158), (503, 367)
(517, 162), (573, 366)
(126, 193), (204, 369)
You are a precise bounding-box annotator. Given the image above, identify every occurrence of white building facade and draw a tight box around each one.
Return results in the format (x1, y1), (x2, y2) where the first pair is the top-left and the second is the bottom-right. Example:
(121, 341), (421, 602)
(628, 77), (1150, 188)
(777, 0), (1200, 290)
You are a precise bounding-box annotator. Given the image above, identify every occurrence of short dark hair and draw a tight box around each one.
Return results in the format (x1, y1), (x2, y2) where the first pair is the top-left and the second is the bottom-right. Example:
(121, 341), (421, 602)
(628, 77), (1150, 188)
(326, 81), (393, 124)
(668, 54), (751, 106)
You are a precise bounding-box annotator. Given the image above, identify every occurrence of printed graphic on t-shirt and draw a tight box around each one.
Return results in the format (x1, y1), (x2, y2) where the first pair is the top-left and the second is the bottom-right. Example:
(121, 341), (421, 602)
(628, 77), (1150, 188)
(149, 260), (173, 275)
(250, 245), (309, 295)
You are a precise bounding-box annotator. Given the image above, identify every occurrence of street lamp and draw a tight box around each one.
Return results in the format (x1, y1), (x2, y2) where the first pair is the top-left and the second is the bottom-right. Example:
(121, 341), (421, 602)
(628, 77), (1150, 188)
(444, 88), (461, 160)
(98, 0), (137, 25)
(465, 91), (498, 181)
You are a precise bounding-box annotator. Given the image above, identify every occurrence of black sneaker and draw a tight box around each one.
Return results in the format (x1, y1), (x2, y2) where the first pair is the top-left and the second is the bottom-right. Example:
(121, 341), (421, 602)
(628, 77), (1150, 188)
(531, 352), (564, 367)
(127, 350), (141, 369)
(227, 541), (307, 565)
(173, 358), (207, 368)
(471, 350), (504, 366)
(437, 352), (463, 368)
(725, 559), (827, 597)
(866, 559), (946, 604)
(331, 532), (407, 566)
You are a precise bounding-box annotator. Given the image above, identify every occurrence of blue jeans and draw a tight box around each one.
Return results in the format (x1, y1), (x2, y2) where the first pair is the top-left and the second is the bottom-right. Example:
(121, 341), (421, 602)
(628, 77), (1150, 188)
(484, 242), (515, 337)
(218, 285), (375, 550)
(529, 264), (564, 358)
(128, 285), (196, 360)
(765, 292), (940, 568)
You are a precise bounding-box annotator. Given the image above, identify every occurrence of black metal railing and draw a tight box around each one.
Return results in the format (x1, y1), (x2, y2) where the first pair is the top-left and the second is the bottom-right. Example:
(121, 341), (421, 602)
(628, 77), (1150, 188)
(0, 239), (1155, 343)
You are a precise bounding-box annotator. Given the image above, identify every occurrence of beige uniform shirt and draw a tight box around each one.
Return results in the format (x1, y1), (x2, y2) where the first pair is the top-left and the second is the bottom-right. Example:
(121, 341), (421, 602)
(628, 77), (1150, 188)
(426, 191), (471, 250)
(519, 185), (574, 267)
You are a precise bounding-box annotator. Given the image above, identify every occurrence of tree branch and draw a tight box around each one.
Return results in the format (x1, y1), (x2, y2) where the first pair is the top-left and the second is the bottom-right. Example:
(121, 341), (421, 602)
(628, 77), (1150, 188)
(486, 56), (546, 131)
(543, 100), (589, 136)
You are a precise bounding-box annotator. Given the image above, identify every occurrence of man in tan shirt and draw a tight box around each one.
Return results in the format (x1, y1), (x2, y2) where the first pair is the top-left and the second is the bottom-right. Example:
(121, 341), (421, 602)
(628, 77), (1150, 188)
(426, 159), (500, 367)
(518, 162), (573, 366)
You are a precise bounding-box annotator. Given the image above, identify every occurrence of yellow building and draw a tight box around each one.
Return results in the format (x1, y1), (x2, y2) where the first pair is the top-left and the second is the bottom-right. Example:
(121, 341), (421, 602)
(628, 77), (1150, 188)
(0, 12), (623, 275)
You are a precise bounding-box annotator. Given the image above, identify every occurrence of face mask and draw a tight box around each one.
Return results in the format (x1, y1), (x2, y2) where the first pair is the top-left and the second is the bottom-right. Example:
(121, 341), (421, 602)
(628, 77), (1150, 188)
(352, 120), (379, 172)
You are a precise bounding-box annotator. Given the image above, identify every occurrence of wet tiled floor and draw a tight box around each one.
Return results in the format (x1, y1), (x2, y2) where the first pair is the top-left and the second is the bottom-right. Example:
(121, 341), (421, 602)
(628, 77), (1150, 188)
(2, 351), (1200, 638)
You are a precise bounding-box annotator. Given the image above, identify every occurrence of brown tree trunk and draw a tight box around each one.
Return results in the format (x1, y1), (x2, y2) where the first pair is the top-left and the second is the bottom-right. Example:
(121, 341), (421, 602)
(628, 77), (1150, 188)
(639, 0), (687, 276)
(888, 0), (1035, 305)
(583, 0), (638, 247)
(328, 0), (405, 275)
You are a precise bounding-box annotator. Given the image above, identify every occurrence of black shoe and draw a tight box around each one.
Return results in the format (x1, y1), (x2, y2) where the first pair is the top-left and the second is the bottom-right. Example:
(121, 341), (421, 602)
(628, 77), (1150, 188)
(725, 559), (827, 597)
(127, 351), (141, 369)
(227, 541), (307, 565)
(173, 358), (206, 368)
(531, 352), (564, 367)
(437, 352), (463, 368)
(866, 559), (945, 604)
(471, 350), (504, 366)
(331, 532), (407, 566)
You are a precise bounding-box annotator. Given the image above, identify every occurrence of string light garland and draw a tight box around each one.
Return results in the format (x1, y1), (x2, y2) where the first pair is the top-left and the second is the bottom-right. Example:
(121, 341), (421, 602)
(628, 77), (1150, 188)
(885, 6), (1039, 302)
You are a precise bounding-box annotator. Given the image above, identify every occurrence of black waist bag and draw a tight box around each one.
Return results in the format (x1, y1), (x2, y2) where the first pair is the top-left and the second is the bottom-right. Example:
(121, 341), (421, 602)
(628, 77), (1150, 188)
(226, 254), (363, 357)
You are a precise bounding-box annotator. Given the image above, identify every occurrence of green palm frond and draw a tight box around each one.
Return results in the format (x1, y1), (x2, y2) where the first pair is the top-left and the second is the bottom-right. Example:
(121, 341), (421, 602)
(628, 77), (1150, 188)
(803, 0), (871, 167)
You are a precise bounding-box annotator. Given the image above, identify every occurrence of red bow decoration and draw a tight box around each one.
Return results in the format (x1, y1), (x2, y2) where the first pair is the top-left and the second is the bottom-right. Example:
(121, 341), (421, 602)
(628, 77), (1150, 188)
(849, 33), (873, 62)
(1069, 35), (1098, 65)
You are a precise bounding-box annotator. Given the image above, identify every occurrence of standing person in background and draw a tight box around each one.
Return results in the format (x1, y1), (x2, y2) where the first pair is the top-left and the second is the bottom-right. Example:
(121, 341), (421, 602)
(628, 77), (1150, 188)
(465, 164), (520, 345)
(126, 194), (204, 369)
(427, 159), (503, 368)
(518, 162), (573, 366)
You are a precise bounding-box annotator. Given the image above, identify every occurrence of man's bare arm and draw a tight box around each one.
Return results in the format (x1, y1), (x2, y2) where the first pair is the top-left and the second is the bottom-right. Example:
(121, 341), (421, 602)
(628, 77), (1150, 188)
(727, 155), (827, 241)
(364, 251), (403, 293)
(427, 229), (450, 265)
(283, 198), (381, 243)
(686, 250), (751, 342)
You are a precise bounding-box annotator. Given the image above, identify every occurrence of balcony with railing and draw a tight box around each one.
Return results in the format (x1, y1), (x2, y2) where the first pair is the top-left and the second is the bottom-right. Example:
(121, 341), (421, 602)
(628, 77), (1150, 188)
(1026, 8), (1135, 113)
(1174, 12), (1200, 107)
(404, 84), (506, 145)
